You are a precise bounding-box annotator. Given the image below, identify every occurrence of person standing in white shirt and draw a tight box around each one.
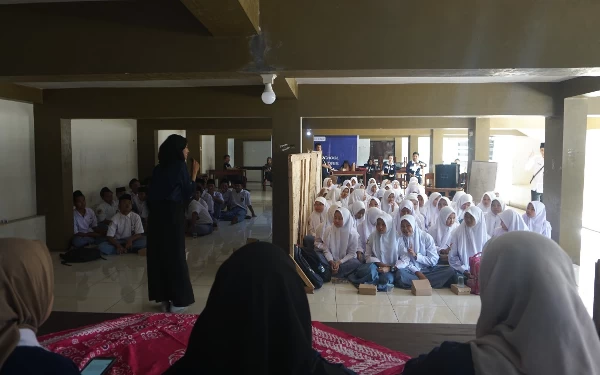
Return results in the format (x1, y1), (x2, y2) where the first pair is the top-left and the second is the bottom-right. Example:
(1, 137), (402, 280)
(221, 182), (257, 224)
(95, 187), (118, 230)
(98, 194), (146, 255)
(186, 188), (214, 236)
(525, 143), (545, 202)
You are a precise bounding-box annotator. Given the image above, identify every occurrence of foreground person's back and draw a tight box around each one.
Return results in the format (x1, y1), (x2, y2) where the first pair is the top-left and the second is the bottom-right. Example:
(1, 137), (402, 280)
(164, 242), (356, 375)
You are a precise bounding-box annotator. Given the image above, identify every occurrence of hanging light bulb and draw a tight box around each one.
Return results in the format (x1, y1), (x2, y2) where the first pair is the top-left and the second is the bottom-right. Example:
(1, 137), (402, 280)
(260, 74), (277, 105)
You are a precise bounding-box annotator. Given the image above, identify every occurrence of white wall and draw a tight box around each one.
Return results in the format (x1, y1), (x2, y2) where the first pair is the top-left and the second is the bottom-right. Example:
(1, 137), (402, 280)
(201, 135), (215, 174)
(72, 119), (138, 208)
(243, 141), (271, 181)
(0, 99), (36, 222)
(227, 138), (235, 166)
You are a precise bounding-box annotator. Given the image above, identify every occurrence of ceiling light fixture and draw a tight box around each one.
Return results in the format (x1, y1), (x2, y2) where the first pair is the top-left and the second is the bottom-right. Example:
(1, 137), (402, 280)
(261, 74), (277, 105)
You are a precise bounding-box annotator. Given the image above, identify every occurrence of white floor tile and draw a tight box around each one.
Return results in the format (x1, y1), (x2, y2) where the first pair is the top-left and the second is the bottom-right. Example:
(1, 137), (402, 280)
(306, 288), (336, 304)
(335, 288), (392, 305)
(449, 305), (481, 324)
(392, 305), (460, 324)
(52, 296), (120, 313)
(309, 303), (337, 322)
(387, 289), (447, 307)
(336, 304), (399, 323)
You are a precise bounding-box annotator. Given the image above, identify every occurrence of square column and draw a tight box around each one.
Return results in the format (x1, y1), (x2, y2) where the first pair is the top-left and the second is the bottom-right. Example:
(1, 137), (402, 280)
(271, 101), (301, 251)
(431, 129), (444, 166)
(136, 125), (157, 180)
(475, 118), (491, 161)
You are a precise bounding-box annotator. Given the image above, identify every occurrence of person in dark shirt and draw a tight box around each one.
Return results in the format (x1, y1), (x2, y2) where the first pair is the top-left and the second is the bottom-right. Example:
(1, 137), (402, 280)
(403, 232), (600, 375)
(381, 155), (396, 181)
(364, 158), (377, 181)
(0, 238), (80, 375)
(147, 134), (198, 313)
(405, 152), (427, 184)
(263, 156), (273, 188)
(223, 154), (232, 170)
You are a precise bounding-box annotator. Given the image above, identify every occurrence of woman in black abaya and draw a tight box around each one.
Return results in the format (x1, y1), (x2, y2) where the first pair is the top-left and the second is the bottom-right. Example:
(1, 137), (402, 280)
(164, 242), (356, 375)
(147, 134), (199, 313)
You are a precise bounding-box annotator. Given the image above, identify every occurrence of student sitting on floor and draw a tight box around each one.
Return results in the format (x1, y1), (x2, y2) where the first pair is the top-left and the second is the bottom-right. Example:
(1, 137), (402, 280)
(72, 190), (105, 248)
(402, 232), (600, 375)
(186, 188), (214, 237)
(382, 190), (399, 215)
(405, 193), (426, 230)
(129, 178), (141, 213)
(455, 193), (474, 223)
(484, 196), (506, 237)
(0, 238), (81, 375)
(391, 180), (404, 203)
(367, 182), (379, 197)
(449, 206), (490, 280)
(115, 186), (127, 199)
(366, 212), (400, 287)
(450, 191), (465, 212)
(338, 186), (351, 208)
(308, 197), (329, 237)
(367, 196), (381, 209)
(394, 199), (426, 233)
(322, 207), (361, 278)
(350, 201), (366, 229)
(221, 182), (257, 224)
(98, 194), (147, 255)
(219, 179), (232, 206)
(477, 191), (494, 214)
(395, 215), (455, 289)
(428, 206), (459, 255)
(357, 207), (382, 263)
(522, 201), (552, 239)
(314, 204), (341, 252)
(137, 186), (149, 230)
(421, 192), (441, 230)
(492, 209), (529, 238)
(95, 186), (118, 230)
(198, 184), (214, 219)
(207, 179), (224, 221)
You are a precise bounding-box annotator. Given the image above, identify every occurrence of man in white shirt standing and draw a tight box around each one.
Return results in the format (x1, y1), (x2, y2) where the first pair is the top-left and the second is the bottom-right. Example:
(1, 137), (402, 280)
(221, 182), (257, 224)
(187, 188), (214, 236)
(525, 143), (545, 202)
(98, 194), (146, 255)
(95, 187), (118, 230)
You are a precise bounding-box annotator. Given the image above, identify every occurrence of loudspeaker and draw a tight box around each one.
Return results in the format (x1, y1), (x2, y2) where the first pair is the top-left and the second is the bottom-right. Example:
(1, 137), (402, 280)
(435, 164), (459, 188)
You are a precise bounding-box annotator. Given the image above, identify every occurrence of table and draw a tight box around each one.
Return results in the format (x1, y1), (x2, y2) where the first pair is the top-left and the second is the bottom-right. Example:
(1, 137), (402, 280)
(425, 187), (464, 198)
(39, 312), (476, 358)
(241, 166), (268, 190)
(331, 170), (367, 184)
(208, 169), (247, 187)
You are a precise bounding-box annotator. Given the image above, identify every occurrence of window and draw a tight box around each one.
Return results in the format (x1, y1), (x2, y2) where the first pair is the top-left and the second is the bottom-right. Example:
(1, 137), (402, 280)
(418, 137), (430, 174)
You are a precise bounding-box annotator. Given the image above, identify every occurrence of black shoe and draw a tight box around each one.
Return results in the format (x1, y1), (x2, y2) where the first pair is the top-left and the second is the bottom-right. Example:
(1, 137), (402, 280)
(245, 215), (252, 220)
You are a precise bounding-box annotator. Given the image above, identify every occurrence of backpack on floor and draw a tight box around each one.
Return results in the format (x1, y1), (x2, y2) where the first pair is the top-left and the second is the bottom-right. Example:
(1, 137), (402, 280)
(466, 252), (483, 295)
(60, 247), (105, 266)
(301, 245), (332, 282)
(294, 245), (324, 289)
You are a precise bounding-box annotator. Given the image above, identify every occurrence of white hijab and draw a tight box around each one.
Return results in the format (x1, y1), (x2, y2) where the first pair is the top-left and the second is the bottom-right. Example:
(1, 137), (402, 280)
(451, 206), (489, 257)
(323, 178), (333, 190)
(351, 201), (366, 228)
(498, 209), (529, 233)
(381, 190), (398, 215)
(369, 212), (399, 265)
(422, 192), (442, 228)
(358, 207), (382, 249)
(451, 191), (466, 211)
(325, 187), (340, 204)
(337, 187), (350, 208)
(367, 183), (379, 197)
(484, 197), (506, 237)
(471, 232), (600, 375)
(428, 206), (458, 249)
(398, 214), (424, 255)
(405, 181), (420, 195)
(316, 203), (341, 242)
(391, 180), (404, 202)
(456, 193), (474, 222)
(368, 178), (377, 186)
(324, 207), (355, 260)
(309, 197), (329, 233)
(405, 193), (425, 228)
(350, 188), (366, 206)
(376, 180), (390, 199)
(395, 200), (419, 234)
(522, 201), (550, 234)
(367, 196), (381, 209)
(477, 191), (495, 214)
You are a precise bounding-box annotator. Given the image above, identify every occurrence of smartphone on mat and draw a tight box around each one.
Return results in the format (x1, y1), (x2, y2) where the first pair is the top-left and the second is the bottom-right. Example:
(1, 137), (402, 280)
(81, 357), (116, 375)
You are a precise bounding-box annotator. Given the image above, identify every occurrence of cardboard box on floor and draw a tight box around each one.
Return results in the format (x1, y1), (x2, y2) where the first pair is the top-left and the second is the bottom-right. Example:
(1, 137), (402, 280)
(358, 284), (377, 295)
(411, 279), (432, 296)
(451, 284), (471, 295)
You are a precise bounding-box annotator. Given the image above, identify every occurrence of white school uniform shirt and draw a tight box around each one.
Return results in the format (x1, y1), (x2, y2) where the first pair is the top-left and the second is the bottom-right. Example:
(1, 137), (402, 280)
(187, 199), (214, 225)
(357, 207), (381, 253)
(525, 154), (544, 193)
(201, 191), (214, 213)
(396, 215), (439, 273)
(229, 189), (251, 211)
(73, 208), (97, 234)
(449, 206), (489, 273)
(365, 212), (399, 266)
(95, 200), (118, 223)
(322, 208), (359, 263)
(107, 211), (144, 240)
(428, 206), (459, 251)
(137, 200), (149, 219)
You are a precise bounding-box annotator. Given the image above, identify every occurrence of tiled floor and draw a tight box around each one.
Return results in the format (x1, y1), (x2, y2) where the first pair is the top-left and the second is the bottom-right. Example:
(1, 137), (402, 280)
(50, 184), (595, 324)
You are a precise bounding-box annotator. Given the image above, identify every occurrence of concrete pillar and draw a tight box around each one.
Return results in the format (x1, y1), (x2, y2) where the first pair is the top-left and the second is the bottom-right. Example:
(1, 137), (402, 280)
(214, 134), (228, 171)
(409, 135), (419, 160)
(234, 138), (244, 167)
(136, 125), (157, 181)
(272, 101), (301, 252)
(467, 119), (476, 171)
(33, 106), (73, 250)
(394, 137), (403, 164)
(475, 118), (491, 161)
(544, 116), (563, 245)
(186, 128), (201, 173)
(549, 98), (587, 264)
(431, 129), (444, 166)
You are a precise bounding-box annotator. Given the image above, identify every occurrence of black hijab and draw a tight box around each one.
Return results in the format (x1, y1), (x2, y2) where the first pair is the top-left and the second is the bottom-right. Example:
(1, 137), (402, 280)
(165, 242), (313, 375)
(158, 134), (187, 165)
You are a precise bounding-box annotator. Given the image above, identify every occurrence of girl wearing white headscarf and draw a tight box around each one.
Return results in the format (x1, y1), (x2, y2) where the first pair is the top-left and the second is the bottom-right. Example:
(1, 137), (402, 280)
(367, 177), (377, 186)
(395, 199), (425, 233)
(323, 177), (333, 191)
(337, 187), (351, 208)
(421, 192), (441, 230)
(428, 206), (459, 254)
(522, 201), (552, 238)
(381, 190), (399, 215)
(492, 209), (529, 238)
(390, 180), (404, 203)
(366, 212), (400, 286)
(395, 215), (456, 289)
(349, 177), (358, 188)
(349, 188), (366, 206)
(307, 197), (329, 237)
(477, 191), (495, 214)
(405, 177), (420, 195)
(455, 193), (474, 223)
(325, 188), (340, 206)
(367, 196), (381, 209)
(357, 207), (382, 258)
(403, 231), (600, 375)
(449, 206), (489, 277)
(484, 197), (506, 237)
(405, 193), (426, 230)
(314, 204), (341, 252)
(350, 201), (366, 229)
(366, 182), (379, 197)
(451, 191), (465, 211)
(322, 207), (361, 278)
(376, 180), (390, 200)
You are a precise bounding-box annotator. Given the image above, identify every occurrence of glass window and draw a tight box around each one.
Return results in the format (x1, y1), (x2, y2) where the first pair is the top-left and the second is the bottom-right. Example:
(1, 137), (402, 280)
(418, 137), (430, 174)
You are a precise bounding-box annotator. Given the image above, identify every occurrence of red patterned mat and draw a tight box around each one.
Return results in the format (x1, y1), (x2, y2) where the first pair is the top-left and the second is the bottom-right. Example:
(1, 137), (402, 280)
(39, 313), (409, 375)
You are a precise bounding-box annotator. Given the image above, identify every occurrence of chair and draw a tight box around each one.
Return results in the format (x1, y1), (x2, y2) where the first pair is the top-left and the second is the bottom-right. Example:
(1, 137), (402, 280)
(425, 173), (434, 188)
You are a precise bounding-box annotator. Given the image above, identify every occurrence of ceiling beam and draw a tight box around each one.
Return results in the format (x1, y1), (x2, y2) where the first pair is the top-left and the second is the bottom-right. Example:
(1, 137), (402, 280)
(180, 0), (259, 36)
(273, 77), (298, 99)
(0, 83), (43, 104)
(139, 118), (270, 130)
(303, 118), (470, 130)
